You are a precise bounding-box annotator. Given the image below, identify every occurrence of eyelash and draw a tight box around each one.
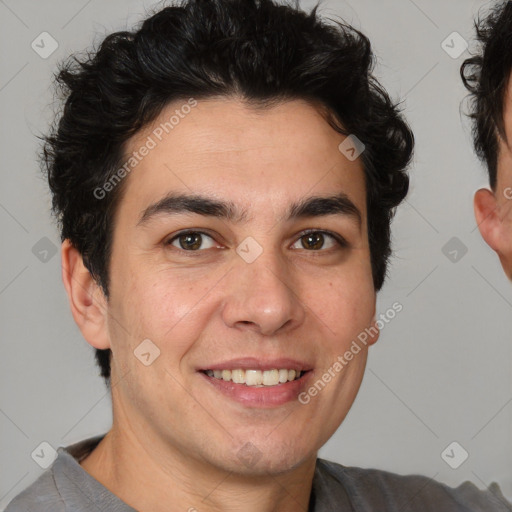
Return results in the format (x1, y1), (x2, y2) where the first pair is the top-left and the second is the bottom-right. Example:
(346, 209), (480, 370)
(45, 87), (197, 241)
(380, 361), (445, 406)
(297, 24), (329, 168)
(164, 229), (349, 253)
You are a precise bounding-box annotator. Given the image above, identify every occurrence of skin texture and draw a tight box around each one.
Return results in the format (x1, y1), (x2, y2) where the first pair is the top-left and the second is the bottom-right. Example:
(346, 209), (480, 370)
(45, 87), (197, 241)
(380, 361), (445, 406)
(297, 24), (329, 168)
(474, 76), (512, 280)
(61, 97), (379, 512)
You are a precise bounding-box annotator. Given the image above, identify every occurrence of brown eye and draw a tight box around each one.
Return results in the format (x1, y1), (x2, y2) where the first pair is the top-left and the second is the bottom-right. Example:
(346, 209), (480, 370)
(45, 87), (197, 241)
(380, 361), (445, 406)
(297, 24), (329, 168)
(292, 231), (342, 251)
(168, 231), (215, 251)
(302, 232), (325, 250)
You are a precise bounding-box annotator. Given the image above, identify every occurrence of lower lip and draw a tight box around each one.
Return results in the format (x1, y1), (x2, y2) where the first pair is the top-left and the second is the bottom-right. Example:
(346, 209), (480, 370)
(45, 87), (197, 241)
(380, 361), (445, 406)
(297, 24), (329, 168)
(199, 371), (313, 408)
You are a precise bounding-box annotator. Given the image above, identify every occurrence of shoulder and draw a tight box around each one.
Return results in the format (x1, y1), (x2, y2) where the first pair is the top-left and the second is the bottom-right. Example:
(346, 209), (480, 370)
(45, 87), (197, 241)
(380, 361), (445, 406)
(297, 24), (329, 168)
(4, 435), (105, 512)
(3, 469), (66, 512)
(315, 458), (512, 511)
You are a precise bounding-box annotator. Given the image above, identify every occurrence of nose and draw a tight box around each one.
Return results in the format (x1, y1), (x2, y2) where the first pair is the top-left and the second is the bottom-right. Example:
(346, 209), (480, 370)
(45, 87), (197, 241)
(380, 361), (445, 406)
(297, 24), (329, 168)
(221, 248), (306, 336)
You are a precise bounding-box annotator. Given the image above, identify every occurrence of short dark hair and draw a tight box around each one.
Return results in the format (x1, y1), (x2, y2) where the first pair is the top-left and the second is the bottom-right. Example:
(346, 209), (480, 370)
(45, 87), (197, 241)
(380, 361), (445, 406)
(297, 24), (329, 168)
(43, 0), (413, 385)
(461, 0), (512, 189)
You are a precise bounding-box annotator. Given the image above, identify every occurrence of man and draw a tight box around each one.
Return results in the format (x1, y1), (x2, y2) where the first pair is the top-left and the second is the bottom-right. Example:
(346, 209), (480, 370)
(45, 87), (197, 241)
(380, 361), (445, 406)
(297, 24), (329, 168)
(5, 0), (510, 510)
(462, 0), (512, 279)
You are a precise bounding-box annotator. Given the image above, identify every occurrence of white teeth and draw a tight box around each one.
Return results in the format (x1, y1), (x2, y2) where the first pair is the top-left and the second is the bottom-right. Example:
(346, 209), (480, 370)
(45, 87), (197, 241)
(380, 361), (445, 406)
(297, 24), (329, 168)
(205, 368), (303, 386)
(245, 369), (263, 386)
(231, 369), (245, 384)
(263, 369), (279, 386)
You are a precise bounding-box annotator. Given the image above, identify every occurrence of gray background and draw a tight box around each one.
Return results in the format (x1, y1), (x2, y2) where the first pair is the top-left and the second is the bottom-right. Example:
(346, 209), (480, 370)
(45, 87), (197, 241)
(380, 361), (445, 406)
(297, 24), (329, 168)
(1, 0), (511, 508)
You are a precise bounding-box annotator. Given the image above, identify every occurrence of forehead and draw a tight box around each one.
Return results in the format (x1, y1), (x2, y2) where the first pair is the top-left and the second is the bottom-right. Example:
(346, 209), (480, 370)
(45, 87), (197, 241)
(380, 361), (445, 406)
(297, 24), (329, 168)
(116, 97), (367, 223)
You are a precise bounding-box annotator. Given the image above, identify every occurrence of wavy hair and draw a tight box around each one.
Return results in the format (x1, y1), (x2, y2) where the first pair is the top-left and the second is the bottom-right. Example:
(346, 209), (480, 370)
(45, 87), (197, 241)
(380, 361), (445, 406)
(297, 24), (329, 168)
(461, 0), (512, 189)
(43, 0), (414, 384)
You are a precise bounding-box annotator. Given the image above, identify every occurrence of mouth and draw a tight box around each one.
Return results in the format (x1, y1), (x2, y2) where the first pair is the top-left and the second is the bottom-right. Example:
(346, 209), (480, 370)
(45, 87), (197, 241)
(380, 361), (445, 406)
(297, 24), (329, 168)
(197, 359), (313, 407)
(200, 368), (308, 387)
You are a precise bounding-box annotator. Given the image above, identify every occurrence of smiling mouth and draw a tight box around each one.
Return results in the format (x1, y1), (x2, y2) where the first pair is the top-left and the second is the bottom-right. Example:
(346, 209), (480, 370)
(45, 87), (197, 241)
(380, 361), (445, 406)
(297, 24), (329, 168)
(201, 369), (307, 387)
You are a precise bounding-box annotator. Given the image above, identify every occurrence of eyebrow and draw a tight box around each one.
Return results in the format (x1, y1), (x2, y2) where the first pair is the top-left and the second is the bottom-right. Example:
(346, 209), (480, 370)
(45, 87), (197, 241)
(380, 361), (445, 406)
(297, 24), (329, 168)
(137, 192), (362, 228)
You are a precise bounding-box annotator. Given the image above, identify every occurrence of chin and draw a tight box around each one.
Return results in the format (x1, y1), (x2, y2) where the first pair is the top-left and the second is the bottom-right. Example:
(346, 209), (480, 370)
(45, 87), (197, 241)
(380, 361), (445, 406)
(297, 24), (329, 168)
(216, 441), (314, 476)
(235, 454), (310, 477)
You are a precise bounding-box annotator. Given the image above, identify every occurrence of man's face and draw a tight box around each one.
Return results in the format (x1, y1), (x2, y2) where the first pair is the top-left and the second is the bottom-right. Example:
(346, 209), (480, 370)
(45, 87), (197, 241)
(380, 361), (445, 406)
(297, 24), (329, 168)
(101, 98), (377, 475)
(475, 75), (512, 279)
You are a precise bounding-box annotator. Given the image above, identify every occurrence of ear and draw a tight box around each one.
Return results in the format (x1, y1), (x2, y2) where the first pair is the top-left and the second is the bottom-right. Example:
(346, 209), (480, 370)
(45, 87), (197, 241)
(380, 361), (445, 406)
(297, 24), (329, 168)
(61, 239), (111, 350)
(367, 317), (380, 347)
(474, 188), (502, 252)
(474, 188), (512, 279)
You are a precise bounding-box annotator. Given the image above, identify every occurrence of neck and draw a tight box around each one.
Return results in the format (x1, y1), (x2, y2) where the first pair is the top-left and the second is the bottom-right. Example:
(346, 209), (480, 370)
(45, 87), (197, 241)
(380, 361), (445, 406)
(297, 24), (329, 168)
(80, 422), (316, 512)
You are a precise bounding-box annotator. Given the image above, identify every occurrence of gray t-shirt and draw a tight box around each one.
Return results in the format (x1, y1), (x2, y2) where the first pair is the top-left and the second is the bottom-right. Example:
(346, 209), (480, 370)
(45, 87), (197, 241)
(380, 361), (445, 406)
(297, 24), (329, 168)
(5, 435), (511, 511)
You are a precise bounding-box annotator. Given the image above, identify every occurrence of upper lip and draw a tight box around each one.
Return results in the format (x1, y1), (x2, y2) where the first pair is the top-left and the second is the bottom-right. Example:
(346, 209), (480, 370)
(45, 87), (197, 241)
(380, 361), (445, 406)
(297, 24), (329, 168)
(198, 357), (313, 372)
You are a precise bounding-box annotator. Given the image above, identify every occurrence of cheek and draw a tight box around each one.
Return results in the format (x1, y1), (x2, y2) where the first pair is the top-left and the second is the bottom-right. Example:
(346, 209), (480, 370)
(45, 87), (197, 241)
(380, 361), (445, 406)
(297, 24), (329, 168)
(114, 269), (217, 354)
(300, 266), (375, 339)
